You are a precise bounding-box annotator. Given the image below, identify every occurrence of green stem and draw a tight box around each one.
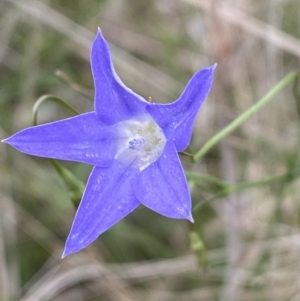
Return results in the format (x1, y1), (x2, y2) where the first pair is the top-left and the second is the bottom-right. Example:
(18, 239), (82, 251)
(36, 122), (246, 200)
(55, 70), (93, 100)
(32, 95), (83, 208)
(193, 72), (298, 162)
(32, 94), (79, 126)
(51, 160), (85, 207)
(186, 171), (228, 188)
(192, 173), (287, 212)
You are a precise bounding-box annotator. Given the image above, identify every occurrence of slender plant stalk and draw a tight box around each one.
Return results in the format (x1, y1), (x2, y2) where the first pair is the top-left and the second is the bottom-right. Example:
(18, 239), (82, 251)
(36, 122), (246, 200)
(55, 70), (93, 100)
(186, 171), (228, 188)
(32, 94), (79, 126)
(193, 72), (298, 162)
(32, 94), (83, 207)
(192, 173), (287, 212)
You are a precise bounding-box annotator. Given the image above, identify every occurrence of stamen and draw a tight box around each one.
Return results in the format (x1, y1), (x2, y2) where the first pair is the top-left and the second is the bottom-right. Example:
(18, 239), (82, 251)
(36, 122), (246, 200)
(115, 114), (166, 171)
(128, 138), (145, 150)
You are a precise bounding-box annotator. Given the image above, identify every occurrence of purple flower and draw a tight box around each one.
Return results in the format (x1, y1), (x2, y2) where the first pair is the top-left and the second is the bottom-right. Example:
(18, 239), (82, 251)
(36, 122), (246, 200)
(2, 29), (215, 257)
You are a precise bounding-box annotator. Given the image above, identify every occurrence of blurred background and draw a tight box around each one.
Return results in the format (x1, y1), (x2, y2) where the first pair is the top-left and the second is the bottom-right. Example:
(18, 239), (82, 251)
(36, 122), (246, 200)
(1, 0), (300, 300)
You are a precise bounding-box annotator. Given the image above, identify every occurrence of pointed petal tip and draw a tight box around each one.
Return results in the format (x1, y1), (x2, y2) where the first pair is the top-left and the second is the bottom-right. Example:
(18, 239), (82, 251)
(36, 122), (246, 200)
(96, 27), (103, 36)
(61, 245), (79, 259)
(62, 235), (85, 259)
(96, 27), (107, 43)
(206, 63), (217, 73)
(61, 248), (71, 259)
(1, 136), (13, 145)
(93, 28), (105, 46)
(188, 214), (195, 223)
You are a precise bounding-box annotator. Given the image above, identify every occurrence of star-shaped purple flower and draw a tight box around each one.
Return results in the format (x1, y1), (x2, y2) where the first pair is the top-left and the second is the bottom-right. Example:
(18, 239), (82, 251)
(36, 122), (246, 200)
(2, 29), (215, 257)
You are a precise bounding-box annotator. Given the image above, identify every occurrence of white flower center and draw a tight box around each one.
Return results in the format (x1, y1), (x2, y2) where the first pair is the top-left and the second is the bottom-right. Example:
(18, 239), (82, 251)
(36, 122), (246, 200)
(114, 114), (166, 171)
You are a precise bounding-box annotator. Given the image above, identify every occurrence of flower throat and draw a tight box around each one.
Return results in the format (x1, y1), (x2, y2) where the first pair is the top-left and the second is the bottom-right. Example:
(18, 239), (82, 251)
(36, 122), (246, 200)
(115, 114), (166, 171)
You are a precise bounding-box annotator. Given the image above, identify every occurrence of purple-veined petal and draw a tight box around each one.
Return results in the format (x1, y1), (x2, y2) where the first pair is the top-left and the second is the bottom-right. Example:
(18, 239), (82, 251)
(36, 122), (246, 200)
(133, 141), (193, 221)
(146, 64), (216, 152)
(2, 112), (116, 167)
(63, 161), (140, 257)
(92, 29), (147, 125)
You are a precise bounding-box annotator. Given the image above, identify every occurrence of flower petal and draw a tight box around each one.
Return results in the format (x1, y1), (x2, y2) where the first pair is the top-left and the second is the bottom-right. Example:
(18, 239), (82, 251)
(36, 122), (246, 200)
(92, 29), (147, 125)
(2, 112), (115, 167)
(63, 162), (140, 257)
(133, 141), (193, 221)
(146, 65), (216, 152)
